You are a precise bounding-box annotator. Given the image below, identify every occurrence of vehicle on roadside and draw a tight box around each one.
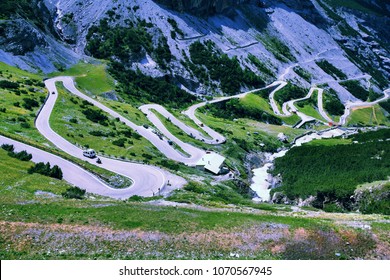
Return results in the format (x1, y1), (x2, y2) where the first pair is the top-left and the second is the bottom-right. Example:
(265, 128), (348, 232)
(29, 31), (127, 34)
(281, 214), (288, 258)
(83, 149), (96, 158)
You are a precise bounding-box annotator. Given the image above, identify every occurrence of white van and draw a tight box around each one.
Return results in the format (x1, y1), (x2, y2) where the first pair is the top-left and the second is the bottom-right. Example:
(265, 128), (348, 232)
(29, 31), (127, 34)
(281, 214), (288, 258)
(83, 149), (96, 158)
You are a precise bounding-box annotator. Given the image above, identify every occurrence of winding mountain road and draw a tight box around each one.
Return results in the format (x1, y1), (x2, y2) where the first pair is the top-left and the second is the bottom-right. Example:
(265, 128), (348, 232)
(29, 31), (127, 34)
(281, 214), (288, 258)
(268, 81), (321, 127)
(317, 88), (334, 123)
(33, 77), (188, 199)
(183, 83), (279, 135)
(268, 81), (288, 116)
(139, 104), (206, 164)
(0, 135), (168, 199)
(5, 66), (386, 199)
(48, 77), (199, 164)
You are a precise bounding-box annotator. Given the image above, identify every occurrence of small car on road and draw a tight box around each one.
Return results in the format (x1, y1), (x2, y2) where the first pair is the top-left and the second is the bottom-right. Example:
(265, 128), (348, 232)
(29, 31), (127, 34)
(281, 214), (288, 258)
(83, 149), (96, 158)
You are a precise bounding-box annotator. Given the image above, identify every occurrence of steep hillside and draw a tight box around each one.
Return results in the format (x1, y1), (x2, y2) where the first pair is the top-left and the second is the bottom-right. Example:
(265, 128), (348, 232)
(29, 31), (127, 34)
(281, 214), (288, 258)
(0, 0), (81, 73)
(154, 0), (251, 16)
(1, 1), (390, 261)
(0, 0), (388, 99)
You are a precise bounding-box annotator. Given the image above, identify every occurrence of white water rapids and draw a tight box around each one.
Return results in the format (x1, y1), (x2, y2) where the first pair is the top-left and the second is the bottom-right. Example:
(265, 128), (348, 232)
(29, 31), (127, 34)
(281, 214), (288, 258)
(250, 128), (346, 201)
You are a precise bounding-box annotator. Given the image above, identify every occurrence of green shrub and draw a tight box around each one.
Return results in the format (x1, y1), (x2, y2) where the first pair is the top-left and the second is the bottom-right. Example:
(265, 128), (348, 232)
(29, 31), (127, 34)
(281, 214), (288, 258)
(356, 184), (390, 215)
(272, 140), (390, 210)
(340, 80), (369, 101)
(28, 162), (63, 179)
(128, 195), (144, 202)
(0, 80), (19, 89)
(119, 129), (132, 138)
(86, 18), (153, 62)
(293, 66), (312, 82)
(132, 133), (142, 140)
(167, 18), (184, 37)
(323, 203), (345, 213)
(248, 54), (274, 77)
(85, 18), (197, 108)
(316, 60), (347, 80)
(89, 130), (115, 137)
(50, 165), (63, 180)
(112, 138), (127, 147)
(155, 36), (173, 69)
(368, 89), (383, 101)
(69, 118), (78, 124)
(159, 160), (180, 171)
(8, 150), (32, 161)
(22, 98), (39, 110)
(379, 96), (390, 112)
(20, 122), (31, 129)
(142, 153), (153, 160)
(203, 98), (282, 125)
(1, 144), (14, 152)
(324, 88), (344, 116)
(352, 128), (390, 142)
(184, 182), (207, 194)
(264, 36), (295, 62)
(80, 100), (93, 107)
(274, 83), (307, 105)
(62, 186), (86, 199)
(108, 62), (197, 108)
(82, 108), (108, 124)
(189, 40), (265, 94)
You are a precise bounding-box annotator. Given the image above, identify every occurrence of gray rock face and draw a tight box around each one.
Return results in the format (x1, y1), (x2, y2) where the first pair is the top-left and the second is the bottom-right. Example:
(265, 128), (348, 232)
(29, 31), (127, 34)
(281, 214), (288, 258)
(0, 20), (47, 55)
(269, 0), (327, 28)
(0, 0), (389, 90)
(0, 17), (81, 73)
(154, 0), (250, 16)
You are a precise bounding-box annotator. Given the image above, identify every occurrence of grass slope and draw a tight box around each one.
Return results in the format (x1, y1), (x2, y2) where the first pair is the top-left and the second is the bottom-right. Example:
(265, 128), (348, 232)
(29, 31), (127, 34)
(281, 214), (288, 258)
(0, 63), (54, 146)
(50, 83), (165, 164)
(0, 149), (70, 204)
(0, 156), (383, 260)
(347, 105), (390, 126)
(49, 62), (115, 96)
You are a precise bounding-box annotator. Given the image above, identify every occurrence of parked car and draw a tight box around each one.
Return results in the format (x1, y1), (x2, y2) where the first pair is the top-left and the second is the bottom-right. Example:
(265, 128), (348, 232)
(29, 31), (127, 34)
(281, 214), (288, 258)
(83, 149), (96, 158)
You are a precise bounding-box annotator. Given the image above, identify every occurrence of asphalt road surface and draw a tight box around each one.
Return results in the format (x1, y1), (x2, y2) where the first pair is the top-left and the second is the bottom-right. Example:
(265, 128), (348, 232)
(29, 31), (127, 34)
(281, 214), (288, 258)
(34, 78), (187, 199)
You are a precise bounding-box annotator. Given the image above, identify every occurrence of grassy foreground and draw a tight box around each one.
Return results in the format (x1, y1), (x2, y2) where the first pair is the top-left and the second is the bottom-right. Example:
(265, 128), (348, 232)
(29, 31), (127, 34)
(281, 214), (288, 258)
(1, 147), (388, 260)
(1, 61), (389, 260)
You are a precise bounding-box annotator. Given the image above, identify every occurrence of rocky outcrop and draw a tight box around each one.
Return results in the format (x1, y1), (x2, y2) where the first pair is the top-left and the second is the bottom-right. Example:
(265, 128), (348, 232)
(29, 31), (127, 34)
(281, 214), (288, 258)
(0, 18), (81, 73)
(154, 0), (250, 16)
(269, 0), (328, 28)
(351, 183), (390, 215)
(0, 20), (47, 55)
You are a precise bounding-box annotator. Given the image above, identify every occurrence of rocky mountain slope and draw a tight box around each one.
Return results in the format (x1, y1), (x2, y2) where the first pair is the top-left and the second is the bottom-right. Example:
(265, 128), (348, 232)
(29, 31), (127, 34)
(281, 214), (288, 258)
(154, 0), (251, 16)
(0, 0), (389, 100)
